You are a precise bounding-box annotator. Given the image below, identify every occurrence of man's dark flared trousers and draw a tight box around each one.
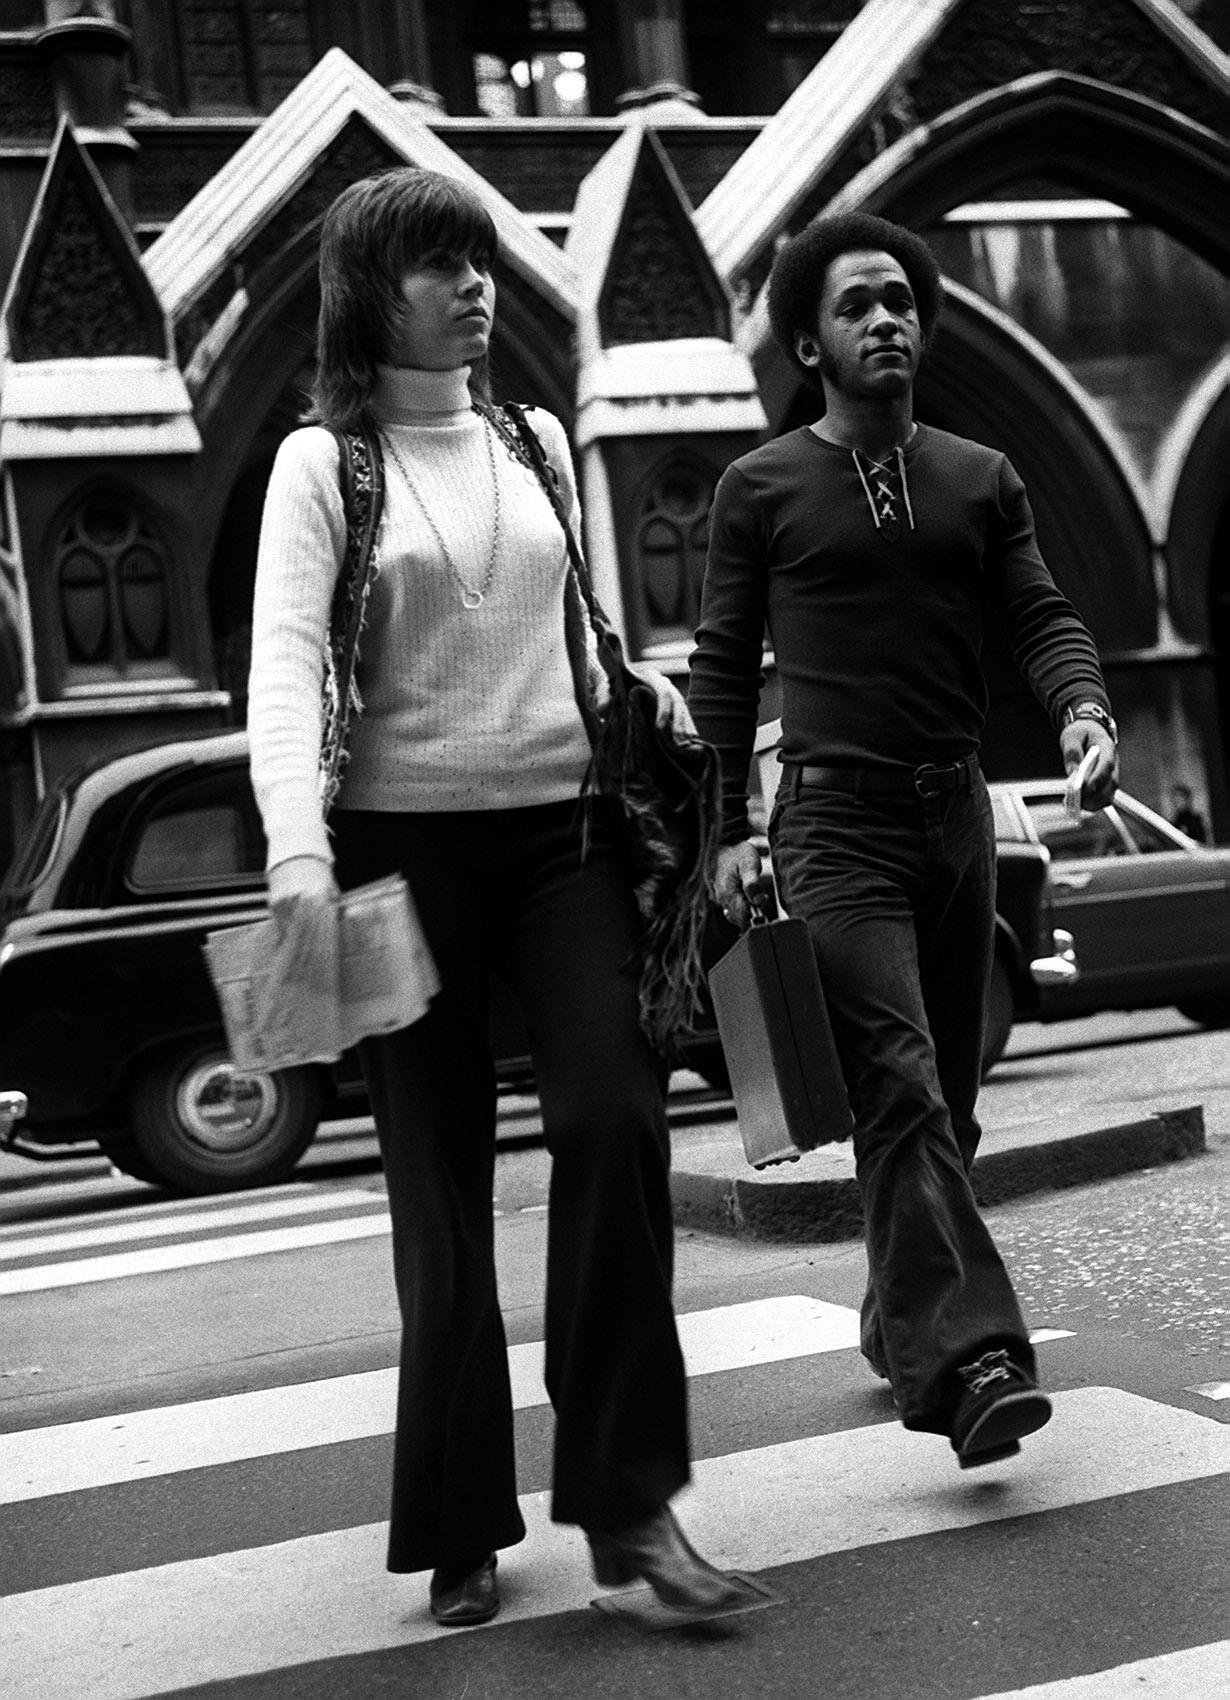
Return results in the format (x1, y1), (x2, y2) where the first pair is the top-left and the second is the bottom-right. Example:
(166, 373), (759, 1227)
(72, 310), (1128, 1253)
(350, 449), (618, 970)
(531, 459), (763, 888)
(769, 772), (1036, 1431)
(332, 800), (689, 1575)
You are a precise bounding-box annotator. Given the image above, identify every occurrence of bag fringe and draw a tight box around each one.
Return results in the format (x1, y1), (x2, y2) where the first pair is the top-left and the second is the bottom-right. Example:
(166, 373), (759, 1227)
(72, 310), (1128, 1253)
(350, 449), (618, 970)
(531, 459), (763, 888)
(494, 399), (723, 1059)
(585, 661), (722, 1056)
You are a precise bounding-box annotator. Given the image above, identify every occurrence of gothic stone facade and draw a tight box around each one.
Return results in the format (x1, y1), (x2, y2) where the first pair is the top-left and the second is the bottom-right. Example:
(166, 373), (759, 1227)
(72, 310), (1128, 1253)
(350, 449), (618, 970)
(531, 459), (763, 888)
(0, 1), (1226, 870)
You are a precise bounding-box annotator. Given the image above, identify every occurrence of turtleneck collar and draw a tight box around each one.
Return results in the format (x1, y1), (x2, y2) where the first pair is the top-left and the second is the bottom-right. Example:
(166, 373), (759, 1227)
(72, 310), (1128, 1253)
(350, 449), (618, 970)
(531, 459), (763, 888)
(373, 364), (473, 424)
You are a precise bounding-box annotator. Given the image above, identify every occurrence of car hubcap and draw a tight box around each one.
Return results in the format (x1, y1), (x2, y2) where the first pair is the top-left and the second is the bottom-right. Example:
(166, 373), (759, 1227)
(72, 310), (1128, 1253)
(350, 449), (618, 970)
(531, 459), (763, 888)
(176, 1056), (279, 1153)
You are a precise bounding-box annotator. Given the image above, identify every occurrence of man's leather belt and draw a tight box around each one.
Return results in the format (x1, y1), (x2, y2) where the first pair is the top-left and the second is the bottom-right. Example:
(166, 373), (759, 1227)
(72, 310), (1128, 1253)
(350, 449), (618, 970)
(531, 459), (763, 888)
(785, 753), (980, 800)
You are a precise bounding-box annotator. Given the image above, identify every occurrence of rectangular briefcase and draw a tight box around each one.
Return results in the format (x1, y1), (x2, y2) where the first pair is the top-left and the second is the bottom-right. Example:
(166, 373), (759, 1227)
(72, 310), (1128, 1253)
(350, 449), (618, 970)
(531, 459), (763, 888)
(707, 915), (853, 1169)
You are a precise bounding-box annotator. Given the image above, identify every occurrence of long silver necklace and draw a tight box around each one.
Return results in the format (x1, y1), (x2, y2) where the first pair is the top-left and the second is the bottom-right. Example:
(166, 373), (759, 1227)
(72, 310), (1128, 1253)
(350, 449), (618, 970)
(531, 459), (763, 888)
(383, 414), (502, 610)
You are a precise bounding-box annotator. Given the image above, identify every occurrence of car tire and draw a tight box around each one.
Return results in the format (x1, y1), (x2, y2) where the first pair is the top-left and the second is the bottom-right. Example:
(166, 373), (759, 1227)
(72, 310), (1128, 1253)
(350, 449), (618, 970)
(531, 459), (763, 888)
(1176, 994), (1230, 1029)
(98, 1134), (167, 1188)
(981, 958), (1015, 1078)
(127, 1040), (324, 1194)
(685, 1040), (731, 1093)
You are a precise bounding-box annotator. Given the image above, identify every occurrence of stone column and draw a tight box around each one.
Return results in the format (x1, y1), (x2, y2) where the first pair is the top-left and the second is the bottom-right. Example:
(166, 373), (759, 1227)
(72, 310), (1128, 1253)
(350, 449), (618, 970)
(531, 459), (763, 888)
(387, 0), (445, 111)
(615, 0), (702, 113)
(37, 8), (137, 219)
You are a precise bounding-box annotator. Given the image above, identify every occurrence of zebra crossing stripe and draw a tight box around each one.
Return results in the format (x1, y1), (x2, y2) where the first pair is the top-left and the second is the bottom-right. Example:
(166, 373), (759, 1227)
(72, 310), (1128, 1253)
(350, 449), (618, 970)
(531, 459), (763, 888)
(0, 1214), (395, 1295)
(0, 1296), (859, 1502)
(4, 1389), (1225, 1700)
(969, 1641), (1230, 1699)
(0, 1189), (386, 1262)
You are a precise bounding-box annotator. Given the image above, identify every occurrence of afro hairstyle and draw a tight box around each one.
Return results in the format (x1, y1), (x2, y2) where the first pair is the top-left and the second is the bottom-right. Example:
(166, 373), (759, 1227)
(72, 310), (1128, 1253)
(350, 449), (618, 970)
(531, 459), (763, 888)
(767, 211), (944, 381)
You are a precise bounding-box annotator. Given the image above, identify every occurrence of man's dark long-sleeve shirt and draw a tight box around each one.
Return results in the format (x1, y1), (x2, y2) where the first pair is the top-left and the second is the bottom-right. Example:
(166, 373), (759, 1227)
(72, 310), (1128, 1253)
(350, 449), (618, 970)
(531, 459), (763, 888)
(688, 424), (1110, 842)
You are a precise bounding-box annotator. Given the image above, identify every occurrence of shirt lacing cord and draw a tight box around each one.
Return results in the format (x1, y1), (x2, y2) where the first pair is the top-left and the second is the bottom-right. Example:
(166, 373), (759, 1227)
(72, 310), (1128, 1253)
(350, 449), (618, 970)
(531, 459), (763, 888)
(853, 447), (916, 543)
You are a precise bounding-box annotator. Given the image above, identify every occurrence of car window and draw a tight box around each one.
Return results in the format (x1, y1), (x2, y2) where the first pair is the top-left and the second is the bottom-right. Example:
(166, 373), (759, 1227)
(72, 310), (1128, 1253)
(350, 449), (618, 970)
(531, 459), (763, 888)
(126, 771), (266, 892)
(1113, 804), (1187, 855)
(990, 792), (1025, 841)
(1024, 799), (1134, 861)
(0, 790), (67, 900)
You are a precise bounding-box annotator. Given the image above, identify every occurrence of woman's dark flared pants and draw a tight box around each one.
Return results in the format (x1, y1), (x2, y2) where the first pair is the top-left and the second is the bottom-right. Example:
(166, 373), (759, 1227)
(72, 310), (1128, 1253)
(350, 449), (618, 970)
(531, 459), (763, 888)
(331, 801), (690, 1575)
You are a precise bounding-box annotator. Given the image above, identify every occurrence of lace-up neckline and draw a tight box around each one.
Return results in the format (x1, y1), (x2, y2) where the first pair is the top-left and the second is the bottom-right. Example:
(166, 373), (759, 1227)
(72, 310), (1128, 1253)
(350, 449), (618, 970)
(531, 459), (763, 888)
(852, 445), (916, 541)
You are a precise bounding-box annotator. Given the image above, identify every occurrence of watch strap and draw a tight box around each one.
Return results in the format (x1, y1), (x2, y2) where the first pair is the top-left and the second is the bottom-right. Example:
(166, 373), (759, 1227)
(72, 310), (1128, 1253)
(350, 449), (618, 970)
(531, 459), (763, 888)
(1064, 701), (1117, 739)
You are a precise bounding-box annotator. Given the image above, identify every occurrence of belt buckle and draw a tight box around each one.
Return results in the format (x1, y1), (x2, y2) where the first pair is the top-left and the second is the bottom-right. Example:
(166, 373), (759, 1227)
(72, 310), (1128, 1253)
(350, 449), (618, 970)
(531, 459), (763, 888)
(913, 762), (944, 799)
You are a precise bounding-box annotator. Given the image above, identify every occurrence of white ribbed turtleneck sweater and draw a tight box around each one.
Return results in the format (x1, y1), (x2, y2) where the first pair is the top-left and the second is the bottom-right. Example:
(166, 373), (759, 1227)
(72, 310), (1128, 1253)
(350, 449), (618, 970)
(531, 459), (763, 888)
(248, 365), (595, 870)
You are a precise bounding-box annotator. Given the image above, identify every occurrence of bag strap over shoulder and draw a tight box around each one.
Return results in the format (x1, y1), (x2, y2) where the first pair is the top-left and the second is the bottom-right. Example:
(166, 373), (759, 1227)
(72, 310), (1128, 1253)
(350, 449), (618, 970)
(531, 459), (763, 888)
(486, 401), (617, 636)
(320, 423), (385, 810)
(485, 401), (721, 1056)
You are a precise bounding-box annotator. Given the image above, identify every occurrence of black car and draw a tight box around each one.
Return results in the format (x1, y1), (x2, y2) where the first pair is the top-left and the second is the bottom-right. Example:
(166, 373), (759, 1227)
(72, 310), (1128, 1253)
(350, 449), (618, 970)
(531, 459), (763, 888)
(0, 732), (1068, 1194)
(750, 721), (1229, 1057)
(989, 778), (1230, 1029)
(0, 732), (736, 1193)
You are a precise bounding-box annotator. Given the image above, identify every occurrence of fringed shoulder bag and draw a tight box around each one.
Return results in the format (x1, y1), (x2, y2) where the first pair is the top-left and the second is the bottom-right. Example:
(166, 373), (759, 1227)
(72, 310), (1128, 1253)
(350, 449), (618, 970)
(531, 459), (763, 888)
(319, 424), (385, 811)
(489, 401), (723, 1057)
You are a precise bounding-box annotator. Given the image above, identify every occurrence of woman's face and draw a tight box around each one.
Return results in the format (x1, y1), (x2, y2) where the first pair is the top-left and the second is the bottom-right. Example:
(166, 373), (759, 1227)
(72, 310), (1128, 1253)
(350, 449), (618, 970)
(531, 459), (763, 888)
(388, 245), (495, 370)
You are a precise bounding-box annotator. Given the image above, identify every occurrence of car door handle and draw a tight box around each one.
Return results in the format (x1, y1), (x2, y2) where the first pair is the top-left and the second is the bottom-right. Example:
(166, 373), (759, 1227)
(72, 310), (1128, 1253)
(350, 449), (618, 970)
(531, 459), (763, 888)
(1050, 871), (1092, 890)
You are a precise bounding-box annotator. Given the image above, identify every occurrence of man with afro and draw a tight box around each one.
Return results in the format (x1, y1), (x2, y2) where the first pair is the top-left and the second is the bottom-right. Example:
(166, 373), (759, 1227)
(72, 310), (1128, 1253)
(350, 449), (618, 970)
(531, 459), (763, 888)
(688, 211), (1119, 1468)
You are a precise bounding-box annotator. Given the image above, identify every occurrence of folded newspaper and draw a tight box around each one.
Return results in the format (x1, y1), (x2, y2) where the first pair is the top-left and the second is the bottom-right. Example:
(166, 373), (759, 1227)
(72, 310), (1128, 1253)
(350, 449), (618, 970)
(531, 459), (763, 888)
(203, 874), (439, 1071)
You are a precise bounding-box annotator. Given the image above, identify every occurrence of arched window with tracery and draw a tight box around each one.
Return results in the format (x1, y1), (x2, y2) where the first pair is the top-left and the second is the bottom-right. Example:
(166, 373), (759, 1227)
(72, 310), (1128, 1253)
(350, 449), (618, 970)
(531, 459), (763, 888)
(636, 458), (715, 645)
(56, 493), (172, 682)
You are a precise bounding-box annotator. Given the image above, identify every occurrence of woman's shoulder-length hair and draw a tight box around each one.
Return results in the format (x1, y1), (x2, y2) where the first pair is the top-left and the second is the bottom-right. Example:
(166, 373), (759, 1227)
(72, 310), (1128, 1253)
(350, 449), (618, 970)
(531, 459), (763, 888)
(308, 167), (499, 431)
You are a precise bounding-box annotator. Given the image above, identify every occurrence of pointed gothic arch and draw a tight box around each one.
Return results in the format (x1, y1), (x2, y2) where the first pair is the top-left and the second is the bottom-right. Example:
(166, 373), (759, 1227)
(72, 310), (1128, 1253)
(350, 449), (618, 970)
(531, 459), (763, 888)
(754, 281), (1155, 657)
(828, 72), (1230, 275)
(626, 444), (724, 648)
(35, 472), (186, 694)
(1158, 356), (1230, 650)
(815, 67), (1230, 805)
(140, 52), (583, 707)
(2, 117), (171, 363)
(1166, 363), (1230, 827)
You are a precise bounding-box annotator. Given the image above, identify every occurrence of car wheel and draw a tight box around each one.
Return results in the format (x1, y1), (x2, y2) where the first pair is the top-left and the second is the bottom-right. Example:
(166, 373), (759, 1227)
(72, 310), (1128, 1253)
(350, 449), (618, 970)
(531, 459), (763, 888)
(97, 1134), (166, 1188)
(1176, 994), (1230, 1029)
(981, 958), (1014, 1078)
(685, 1040), (731, 1093)
(127, 1040), (324, 1195)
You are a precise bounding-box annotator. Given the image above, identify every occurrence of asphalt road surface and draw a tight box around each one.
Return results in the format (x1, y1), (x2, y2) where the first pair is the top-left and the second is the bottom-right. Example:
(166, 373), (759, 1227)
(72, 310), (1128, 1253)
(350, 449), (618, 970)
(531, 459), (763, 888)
(1, 1013), (1226, 1700)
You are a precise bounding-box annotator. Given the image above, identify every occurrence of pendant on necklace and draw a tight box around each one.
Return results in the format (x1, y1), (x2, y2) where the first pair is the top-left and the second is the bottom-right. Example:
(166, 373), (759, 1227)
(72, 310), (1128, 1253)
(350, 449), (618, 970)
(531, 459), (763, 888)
(461, 589), (484, 610)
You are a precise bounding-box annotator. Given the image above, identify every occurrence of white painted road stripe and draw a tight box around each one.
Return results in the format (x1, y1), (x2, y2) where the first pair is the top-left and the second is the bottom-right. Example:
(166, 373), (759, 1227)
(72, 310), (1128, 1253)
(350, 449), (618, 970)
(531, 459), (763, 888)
(0, 1214), (394, 1295)
(0, 1189), (385, 1262)
(4, 1390), (1225, 1700)
(0, 1178), (336, 1238)
(0, 1296), (858, 1501)
(0, 1169), (341, 1237)
(970, 1642), (1230, 1699)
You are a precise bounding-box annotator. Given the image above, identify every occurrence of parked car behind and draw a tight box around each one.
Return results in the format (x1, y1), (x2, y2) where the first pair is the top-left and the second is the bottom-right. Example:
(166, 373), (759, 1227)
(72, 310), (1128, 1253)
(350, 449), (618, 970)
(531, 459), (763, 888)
(0, 732), (733, 1194)
(1, 731), (1090, 1195)
(0, 1090), (26, 1140)
(988, 777), (1230, 1031)
(752, 720), (1230, 1068)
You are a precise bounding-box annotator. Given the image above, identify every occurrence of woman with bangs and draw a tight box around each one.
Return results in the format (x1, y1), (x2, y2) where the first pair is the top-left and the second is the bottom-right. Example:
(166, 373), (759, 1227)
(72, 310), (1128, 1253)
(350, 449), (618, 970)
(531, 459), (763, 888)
(247, 167), (745, 1630)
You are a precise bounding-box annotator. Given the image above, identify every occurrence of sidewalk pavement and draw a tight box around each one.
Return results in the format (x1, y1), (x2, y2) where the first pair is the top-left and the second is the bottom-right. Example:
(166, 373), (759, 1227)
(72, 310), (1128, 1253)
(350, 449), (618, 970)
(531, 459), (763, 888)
(669, 1101), (1207, 1242)
(1, 1097), (1208, 1228)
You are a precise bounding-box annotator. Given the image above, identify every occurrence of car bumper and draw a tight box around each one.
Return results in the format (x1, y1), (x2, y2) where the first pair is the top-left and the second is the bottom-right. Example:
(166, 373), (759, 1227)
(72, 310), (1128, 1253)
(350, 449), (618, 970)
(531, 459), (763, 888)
(0, 1088), (28, 1138)
(1030, 928), (1079, 987)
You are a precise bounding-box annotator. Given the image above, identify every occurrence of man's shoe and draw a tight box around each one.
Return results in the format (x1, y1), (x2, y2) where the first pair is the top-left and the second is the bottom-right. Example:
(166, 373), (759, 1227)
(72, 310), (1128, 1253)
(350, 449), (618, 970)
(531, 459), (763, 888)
(951, 1350), (1052, 1470)
(586, 1506), (748, 1613)
(429, 1554), (499, 1627)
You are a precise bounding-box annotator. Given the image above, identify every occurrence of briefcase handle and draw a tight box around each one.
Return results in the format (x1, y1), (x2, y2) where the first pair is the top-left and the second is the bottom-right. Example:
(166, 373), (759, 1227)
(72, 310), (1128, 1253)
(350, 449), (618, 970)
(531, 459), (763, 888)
(747, 885), (778, 925)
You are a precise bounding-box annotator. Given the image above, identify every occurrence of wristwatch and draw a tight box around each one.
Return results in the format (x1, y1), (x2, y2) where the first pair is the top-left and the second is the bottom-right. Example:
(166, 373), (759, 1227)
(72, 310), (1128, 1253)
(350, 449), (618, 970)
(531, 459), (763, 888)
(1063, 701), (1118, 742)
